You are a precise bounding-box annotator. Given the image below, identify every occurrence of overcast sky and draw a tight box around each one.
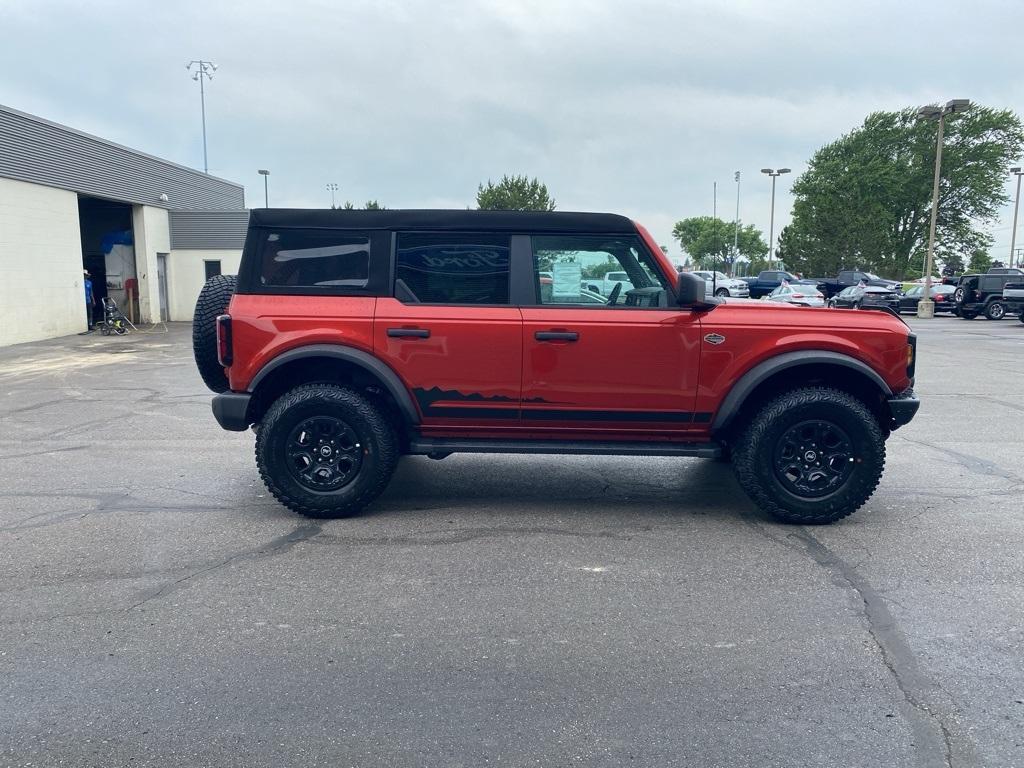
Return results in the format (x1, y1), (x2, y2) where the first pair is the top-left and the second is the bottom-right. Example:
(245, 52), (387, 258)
(2, 0), (1023, 260)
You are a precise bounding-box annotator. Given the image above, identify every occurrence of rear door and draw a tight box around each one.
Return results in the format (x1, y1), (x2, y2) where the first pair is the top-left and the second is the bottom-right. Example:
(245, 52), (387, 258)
(519, 233), (704, 436)
(374, 232), (523, 430)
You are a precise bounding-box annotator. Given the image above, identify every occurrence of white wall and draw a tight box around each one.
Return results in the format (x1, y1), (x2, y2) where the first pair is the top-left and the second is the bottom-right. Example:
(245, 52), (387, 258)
(166, 249), (242, 321)
(0, 178), (85, 346)
(131, 204), (170, 323)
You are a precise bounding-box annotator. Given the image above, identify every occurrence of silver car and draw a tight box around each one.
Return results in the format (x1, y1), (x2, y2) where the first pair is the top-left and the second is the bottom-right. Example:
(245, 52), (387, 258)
(764, 283), (826, 307)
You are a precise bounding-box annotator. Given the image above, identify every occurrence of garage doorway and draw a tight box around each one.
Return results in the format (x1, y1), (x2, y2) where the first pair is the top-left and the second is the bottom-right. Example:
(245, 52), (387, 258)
(78, 196), (136, 325)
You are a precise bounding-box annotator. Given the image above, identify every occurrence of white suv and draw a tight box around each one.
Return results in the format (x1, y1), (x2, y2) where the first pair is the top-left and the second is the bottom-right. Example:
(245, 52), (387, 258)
(693, 271), (750, 298)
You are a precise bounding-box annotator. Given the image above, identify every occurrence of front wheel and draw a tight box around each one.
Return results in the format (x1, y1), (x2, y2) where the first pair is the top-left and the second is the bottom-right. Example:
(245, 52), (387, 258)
(255, 384), (399, 519)
(985, 301), (1006, 320)
(732, 387), (886, 524)
(715, 288), (730, 297)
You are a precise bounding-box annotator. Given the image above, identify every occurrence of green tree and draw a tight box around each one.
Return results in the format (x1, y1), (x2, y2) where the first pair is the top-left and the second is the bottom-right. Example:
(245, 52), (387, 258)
(477, 175), (556, 211)
(941, 251), (965, 276)
(968, 249), (992, 273)
(783, 105), (1024, 279)
(342, 200), (386, 210)
(671, 216), (768, 271)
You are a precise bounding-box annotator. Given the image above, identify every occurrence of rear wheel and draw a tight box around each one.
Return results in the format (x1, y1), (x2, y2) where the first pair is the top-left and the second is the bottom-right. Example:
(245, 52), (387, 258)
(960, 310), (978, 320)
(192, 274), (237, 392)
(256, 384), (398, 519)
(732, 387), (885, 524)
(985, 301), (1006, 320)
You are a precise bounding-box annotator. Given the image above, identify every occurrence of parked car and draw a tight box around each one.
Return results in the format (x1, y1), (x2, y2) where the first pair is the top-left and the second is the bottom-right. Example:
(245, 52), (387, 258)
(897, 284), (956, 314)
(953, 272), (1024, 320)
(599, 271), (634, 296)
(764, 283), (825, 307)
(828, 285), (901, 312)
(817, 270), (903, 299)
(742, 270), (799, 298)
(692, 270), (751, 298)
(192, 208), (919, 525)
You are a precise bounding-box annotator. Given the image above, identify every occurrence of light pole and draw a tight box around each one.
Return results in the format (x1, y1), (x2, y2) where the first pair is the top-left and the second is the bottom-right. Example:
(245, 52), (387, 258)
(916, 99), (971, 319)
(733, 171), (741, 276)
(761, 167), (790, 267)
(1009, 166), (1024, 268)
(186, 60), (217, 173)
(257, 170), (270, 207)
(326, 183), (339, 209)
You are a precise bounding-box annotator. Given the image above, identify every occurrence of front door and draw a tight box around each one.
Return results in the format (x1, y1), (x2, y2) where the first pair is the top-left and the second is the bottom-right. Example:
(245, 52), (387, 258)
(519, 234), (704, 436)
(374, 232), (522, 434)
(156, 253), (169, 322)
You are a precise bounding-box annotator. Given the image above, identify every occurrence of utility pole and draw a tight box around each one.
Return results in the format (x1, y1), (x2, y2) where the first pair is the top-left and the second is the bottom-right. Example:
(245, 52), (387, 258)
(186, 60), (217, 173)
(761, 168), (790, 267)
(917, 99), (971, 318)
(713, 181), (718, 294)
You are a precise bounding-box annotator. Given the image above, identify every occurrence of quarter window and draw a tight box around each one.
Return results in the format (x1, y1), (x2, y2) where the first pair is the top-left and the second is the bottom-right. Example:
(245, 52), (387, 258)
(395, 233), (510, 304)
(258, 230), (370, 289)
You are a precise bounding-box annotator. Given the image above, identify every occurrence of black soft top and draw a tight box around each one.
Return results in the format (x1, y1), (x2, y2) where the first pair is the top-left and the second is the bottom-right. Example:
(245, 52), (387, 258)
(248, 208), (638, 234)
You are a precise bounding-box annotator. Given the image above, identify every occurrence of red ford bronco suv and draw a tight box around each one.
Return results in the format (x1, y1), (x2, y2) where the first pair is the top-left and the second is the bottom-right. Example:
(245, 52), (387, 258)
(193, 209), (919, 524)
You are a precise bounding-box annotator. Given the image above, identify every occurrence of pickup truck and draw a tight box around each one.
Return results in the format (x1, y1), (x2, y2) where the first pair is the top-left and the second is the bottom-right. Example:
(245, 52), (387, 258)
(817, 270), (902, 299)
(742, 270), (798, 299)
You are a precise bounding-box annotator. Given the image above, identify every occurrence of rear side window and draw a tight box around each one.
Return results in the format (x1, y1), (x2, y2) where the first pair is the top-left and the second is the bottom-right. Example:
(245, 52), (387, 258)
(395, 233), (510, 304)
(258, 230), (370, 289)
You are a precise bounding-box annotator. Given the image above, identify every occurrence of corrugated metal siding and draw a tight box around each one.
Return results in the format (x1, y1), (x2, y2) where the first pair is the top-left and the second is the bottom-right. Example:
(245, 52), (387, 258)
(0, 103), (245, 210)
(169, 210), (250, 249)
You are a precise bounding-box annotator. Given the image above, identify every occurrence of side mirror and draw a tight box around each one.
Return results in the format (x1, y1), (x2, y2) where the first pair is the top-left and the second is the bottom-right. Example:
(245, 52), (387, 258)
(676, 272), (709, 306)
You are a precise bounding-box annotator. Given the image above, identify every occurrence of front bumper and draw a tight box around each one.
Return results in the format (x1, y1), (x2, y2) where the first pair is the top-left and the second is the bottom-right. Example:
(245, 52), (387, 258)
(212, 391), (252, 431)
(886, 388), (920, 430)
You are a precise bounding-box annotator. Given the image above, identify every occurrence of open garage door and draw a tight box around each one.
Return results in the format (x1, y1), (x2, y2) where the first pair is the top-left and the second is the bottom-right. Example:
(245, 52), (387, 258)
(78, 196), (136, 325)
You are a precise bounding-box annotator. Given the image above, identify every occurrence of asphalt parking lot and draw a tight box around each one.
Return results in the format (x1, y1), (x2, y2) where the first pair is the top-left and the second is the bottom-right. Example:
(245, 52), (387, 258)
(1, 317), (1022, 768)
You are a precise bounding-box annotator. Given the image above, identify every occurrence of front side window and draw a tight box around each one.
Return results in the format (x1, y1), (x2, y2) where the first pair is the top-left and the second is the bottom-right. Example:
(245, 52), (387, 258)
(259, 230), (370, 289)
(395, 233), (510, 304)
(532, 235), (668, 306)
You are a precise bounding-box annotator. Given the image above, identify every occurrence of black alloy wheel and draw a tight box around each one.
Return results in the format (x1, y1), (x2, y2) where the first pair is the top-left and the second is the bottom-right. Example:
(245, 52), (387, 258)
(773, 420), (854, 499)
(285, 416), (364, 492)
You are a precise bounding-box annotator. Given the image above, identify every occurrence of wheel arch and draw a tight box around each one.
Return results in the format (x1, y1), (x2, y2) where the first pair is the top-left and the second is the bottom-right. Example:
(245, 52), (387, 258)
(247, 344), (420, 427)
(711, 351), (893, 438)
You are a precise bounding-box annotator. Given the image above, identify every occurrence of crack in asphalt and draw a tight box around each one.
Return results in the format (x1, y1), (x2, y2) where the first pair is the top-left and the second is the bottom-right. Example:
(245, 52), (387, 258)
(785, 528), (977, 768)
(895, 435), (1024, 484)
(310, 524), (633, 548)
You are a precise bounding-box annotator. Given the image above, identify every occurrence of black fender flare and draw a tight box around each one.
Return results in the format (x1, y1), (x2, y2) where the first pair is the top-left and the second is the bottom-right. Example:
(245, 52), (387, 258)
(248, 344), (420, 424)
(711, 350), (892, 434)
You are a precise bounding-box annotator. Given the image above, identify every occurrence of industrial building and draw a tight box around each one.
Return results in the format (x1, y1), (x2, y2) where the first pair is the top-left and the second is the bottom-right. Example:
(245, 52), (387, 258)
(0, 103), (249, 346)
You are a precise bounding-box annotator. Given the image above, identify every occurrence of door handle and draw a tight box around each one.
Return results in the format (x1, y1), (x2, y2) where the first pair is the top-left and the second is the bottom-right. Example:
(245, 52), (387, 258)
(387, 328), (430, 338)
(535, 331), (579, 342)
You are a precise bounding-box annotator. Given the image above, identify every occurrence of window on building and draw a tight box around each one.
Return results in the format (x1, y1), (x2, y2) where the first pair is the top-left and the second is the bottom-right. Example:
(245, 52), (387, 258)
(204, 260), (222, 281)
(259, 230), (370, 289)
(395, 233), (510, 304)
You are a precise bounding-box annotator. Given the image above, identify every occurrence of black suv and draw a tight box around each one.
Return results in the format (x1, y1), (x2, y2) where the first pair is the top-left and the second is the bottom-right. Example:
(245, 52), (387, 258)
(954, 269), (1024, 320)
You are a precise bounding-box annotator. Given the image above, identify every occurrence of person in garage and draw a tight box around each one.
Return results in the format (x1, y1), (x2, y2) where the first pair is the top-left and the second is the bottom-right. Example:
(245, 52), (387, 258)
(83, 270), (95, 332)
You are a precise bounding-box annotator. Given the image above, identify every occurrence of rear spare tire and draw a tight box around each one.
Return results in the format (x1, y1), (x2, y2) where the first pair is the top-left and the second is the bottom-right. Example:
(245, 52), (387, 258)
(732, 387), (886, 524)
(192, 274), (237, 393)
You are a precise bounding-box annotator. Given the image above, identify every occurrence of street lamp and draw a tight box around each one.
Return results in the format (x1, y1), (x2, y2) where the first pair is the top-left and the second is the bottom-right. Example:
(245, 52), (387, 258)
(733, 171), (741, 274)
(1009, 166), (1024, 269)
(257, 169), (270, 208)
(326, 183), (339, 209)
(916, 99), (971, 319)
(186, 60), (217, 173)
(761, 168), (791, 267)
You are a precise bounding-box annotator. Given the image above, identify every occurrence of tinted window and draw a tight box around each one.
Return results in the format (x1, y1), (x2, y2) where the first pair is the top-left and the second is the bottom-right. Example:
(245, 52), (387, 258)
(259, 230), (370, 288)
(396, 233), (510, 304)
(532, 235), (668, 306)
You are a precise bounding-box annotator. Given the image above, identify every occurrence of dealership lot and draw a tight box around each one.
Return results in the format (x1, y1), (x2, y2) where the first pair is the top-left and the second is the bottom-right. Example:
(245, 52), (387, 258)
(1, 318), (1022, 767)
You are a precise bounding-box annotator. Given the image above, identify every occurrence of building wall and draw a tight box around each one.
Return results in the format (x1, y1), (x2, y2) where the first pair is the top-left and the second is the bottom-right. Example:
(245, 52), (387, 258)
(0, 177), (85, 345)
(166, 248), (242, 321)
(131, 205), (170, 323)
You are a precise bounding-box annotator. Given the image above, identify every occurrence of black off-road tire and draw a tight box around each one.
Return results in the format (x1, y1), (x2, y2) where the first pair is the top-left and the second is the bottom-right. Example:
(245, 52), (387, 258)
(192, 274), (237, 393)
(255, 384), (398, 519)
(984, 301), (1006, 321)
(732, 387), (886, 525)
(960, 310), (978, 320)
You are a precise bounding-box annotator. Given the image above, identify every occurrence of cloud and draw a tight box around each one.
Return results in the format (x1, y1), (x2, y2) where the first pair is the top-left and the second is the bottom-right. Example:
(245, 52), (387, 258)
(1, 0), (1022, 256)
